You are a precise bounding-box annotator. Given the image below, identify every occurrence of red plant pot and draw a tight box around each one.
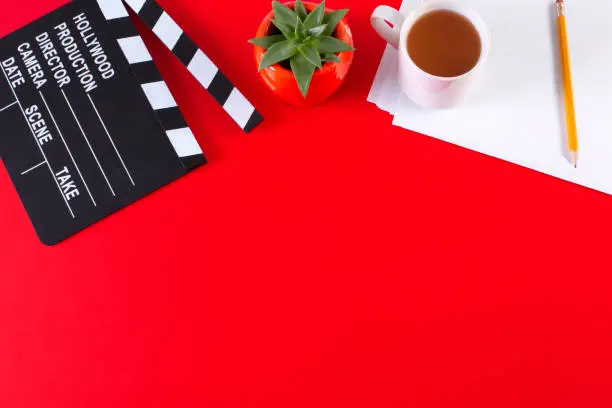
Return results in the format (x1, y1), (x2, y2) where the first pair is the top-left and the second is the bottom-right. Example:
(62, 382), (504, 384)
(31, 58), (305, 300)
(253, 1), (355, 107)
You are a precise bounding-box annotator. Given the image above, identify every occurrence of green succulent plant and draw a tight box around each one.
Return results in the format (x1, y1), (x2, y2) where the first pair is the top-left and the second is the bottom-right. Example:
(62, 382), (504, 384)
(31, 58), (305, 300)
(249, 0), (353, 97)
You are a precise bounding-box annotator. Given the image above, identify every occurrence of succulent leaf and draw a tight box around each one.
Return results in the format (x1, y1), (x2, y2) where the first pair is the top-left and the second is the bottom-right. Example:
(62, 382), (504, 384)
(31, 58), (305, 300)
(272, 1), (298, 29)
(294, 0), (308, 20)
(290, 53), (317, 97)
(303, 1), (325, 29)
(321, 53), (341, 63)
(258, 40), (298, 70)
(315, 36), (353, 53)
(295, 16), (307, 39)
(271, 18), (296, 39)
(322, 9), (348, 36)
(299, 44), (322, 68)
(249, 35), (286, 49)
(308, 24), (328, 37)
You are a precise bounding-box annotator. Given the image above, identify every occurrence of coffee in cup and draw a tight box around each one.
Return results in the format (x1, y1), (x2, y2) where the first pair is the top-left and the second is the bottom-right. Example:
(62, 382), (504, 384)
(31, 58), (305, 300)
(371, 1), (490, 109)
(407, 9), (481, 78)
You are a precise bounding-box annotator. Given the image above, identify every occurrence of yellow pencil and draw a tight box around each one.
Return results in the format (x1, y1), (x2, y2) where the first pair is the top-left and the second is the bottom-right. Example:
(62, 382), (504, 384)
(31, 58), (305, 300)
(556, 0), (579, 167)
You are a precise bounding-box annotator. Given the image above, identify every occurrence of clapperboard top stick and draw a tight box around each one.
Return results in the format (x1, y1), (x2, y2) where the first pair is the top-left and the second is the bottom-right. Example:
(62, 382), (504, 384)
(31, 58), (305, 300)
(100, 0), (263, 133)
(98, 0), (206, 170)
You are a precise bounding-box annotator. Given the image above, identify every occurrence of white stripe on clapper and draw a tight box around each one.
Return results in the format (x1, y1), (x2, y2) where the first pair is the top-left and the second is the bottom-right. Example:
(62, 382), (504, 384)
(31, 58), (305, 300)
(21, 161), (46, 176)
(152, 12), (183, 50)
(87, 93), (135, 186)
(0, 66), (75, 219)
(223, 88), (255, 129)
(124, 0), (147, 13)
(187, 50), (218, 89)
(40, 91), (97, 207)
(117, 36), (152, 64)
(62, 90), (116, 197)
(141, 81), (177, 110)
(96, 0), (129, 20)
(166, 128), (203, 157)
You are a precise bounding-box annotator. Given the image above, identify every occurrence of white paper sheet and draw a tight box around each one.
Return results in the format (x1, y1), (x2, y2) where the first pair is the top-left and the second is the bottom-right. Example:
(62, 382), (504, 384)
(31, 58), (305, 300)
(369, 0), (612, 195)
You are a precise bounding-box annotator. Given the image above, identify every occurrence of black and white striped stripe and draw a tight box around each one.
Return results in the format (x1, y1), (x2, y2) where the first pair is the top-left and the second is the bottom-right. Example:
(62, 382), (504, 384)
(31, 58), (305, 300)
(122, 0), (264, 133)
(97, 0), (206, 170)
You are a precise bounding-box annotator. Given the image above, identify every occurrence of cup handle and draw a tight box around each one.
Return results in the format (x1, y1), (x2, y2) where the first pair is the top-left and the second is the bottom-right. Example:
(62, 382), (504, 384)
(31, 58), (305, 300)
(371, 5), (405, 49)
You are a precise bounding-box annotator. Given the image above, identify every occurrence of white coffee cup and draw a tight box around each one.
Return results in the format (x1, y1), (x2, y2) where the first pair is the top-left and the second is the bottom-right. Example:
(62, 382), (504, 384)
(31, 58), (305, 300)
(371, 1), (490, 109)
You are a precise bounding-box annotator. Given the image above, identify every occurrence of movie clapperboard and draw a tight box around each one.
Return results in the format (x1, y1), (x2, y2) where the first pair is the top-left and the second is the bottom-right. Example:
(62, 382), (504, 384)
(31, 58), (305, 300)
(0, 0), (263, 245)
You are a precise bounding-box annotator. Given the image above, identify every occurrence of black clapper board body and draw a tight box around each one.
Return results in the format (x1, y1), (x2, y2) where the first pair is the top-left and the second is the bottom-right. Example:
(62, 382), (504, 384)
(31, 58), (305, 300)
(0, 0), (263, 245)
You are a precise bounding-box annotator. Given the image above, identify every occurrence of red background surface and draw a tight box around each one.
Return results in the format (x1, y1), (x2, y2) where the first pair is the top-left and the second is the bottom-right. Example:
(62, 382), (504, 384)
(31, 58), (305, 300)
(2, 0), (612, 407)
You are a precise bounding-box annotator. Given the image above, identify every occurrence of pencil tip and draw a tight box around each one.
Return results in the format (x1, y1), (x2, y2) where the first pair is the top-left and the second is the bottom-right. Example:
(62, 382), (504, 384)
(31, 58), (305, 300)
(570, 151), (578, 168)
